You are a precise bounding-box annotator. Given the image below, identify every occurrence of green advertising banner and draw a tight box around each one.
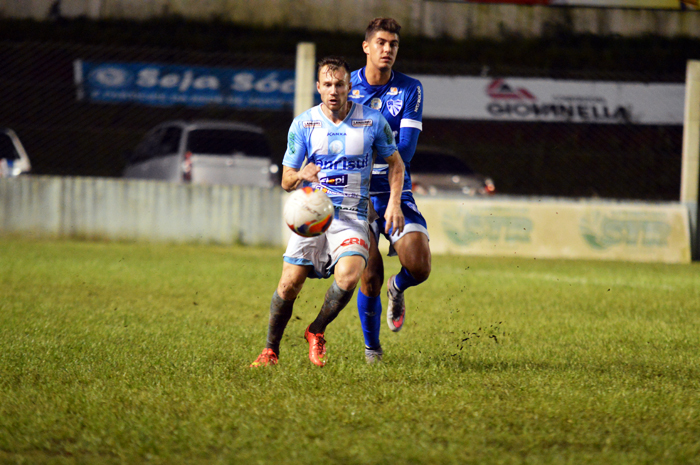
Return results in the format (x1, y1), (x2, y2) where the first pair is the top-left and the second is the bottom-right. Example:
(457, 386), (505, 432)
(418, 197), (691, 263)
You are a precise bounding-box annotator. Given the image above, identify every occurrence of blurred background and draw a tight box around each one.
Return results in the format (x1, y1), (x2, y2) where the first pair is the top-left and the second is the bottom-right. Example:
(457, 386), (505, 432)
(1, 0), (699, 200)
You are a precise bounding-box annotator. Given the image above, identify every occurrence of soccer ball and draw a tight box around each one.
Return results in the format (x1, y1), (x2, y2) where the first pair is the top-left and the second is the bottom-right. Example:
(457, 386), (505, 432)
(283, 187), (334, 237)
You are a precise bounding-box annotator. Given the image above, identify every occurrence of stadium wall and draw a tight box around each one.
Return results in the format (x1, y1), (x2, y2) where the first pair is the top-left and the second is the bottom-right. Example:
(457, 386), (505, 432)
(1, 0), (699, 39)
(2, 176), (690, 263)
(0, 176), (284, 246)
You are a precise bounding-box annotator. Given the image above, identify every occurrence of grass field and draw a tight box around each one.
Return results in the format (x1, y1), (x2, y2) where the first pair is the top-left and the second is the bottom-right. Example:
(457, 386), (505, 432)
(1, 237), (699, 464)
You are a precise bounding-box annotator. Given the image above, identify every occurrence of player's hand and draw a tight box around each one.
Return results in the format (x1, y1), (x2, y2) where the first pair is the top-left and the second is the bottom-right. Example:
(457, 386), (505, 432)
(384, 201), (404, 236)
(299, 163), (321, 183)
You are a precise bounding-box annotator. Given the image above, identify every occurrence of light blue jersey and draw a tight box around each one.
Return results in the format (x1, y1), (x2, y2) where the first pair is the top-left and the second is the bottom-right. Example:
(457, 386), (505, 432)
(283, 103), (397, 221)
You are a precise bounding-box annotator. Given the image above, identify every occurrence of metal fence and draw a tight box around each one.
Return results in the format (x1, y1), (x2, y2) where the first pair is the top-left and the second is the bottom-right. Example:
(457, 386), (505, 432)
(0, 40), (686, 201)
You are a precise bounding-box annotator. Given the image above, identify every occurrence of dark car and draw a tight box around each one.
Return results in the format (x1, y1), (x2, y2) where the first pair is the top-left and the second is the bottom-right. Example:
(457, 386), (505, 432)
(409, 147), (495, 196)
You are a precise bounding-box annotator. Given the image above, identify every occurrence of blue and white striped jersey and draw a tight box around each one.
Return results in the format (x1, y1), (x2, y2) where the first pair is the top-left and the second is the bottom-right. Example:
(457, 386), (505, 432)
(350, 68), (423, 194)
(283, 103), (397, 221)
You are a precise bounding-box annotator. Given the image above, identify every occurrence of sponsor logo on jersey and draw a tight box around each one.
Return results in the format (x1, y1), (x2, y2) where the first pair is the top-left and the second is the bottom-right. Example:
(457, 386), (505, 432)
(415, 85), (422, 112)
(383, 122), (394, 145)
(388, 87), (399, 96)
(387, 99), (403, 117)
(352, 119), (373, 127)
(329, 140), (344, 154)
(303, 120), (323, 128)
(349, 89), (364, 99)
(316, 153), (370, 171)
(328, 132), (346, 136)
(320, 174), (348, 186)
(370, 98), (382, 110)
(287, 133), (296, 154)
(340, 237), (369, 250)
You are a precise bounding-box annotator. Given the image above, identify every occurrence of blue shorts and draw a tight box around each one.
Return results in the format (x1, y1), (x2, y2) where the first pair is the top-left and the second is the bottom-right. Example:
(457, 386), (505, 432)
(371, 191), (429, 256)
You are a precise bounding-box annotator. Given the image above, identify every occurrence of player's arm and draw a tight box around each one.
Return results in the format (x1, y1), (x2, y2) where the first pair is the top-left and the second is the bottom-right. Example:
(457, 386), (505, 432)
(396, 81), (424, 164)
(384, 150), (405, 236)
(396, 127), (421, 165)
(281, 164), (321, 192)
(281, 119), (320, 192)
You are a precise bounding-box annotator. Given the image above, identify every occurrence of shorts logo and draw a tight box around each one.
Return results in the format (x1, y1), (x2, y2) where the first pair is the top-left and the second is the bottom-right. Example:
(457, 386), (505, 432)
(320, 174), (348, 186)
(341, 237), (369, 250)
(303, 120), (322, 128)
(352, 119), (373, 127)
(370, 98), (382, 110)
(387, 99), (403, 117)
(387, 87), (399, 96)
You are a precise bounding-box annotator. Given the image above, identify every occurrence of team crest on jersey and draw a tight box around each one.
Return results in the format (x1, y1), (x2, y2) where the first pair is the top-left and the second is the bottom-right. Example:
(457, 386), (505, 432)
(350, 90), (364, 99)
(387, 87), (400, 96)
(352, 119), (373, 127)
(370, 98), (382, 110)
(329, 140), (343, 154)
(303, 120), (323, 128)
(387, 99), (403, 117)
(320, 174), (348, 186)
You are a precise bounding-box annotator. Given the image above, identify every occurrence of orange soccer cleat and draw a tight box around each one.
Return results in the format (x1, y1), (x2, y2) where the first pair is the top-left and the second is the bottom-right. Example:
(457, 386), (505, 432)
(304, 326), (327, 367)
(250, 348), (279, 368)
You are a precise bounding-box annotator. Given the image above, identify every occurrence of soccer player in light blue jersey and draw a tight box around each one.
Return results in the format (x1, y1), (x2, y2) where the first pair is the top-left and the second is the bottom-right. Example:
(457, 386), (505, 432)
(251, 56), (405, 368)
(350, 18), (432, 363)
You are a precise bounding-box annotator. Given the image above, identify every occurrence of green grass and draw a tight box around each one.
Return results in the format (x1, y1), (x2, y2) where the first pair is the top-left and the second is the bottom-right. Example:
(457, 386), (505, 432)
(1, 237), (699, 464)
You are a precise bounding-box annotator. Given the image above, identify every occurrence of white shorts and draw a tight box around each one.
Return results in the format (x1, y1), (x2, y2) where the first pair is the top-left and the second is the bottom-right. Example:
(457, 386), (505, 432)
(284, 215), (370, 279)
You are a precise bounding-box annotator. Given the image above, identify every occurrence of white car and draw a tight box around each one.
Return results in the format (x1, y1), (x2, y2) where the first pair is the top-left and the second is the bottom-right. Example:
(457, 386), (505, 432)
(0, 128), (32, 178)
(123, 120), (279, 187)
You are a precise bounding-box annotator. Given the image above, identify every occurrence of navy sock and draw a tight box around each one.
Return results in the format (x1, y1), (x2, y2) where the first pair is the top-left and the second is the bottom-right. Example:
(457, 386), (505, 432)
(393, 267), (420, 293)
(357, 288), (382, 350)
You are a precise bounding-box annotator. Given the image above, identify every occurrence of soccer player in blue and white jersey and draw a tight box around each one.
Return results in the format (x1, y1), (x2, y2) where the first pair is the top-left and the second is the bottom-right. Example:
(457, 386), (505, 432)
(350, 18), (431, 363)
(250, 56), (405, 368)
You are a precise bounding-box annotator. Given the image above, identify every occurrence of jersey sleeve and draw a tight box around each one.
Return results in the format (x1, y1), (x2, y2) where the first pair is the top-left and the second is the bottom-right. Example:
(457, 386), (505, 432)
(374, 114), (398, 159)
(282, 119), (307, 169)
(397, 126), (421, 165)
(400, 80), (424, 132)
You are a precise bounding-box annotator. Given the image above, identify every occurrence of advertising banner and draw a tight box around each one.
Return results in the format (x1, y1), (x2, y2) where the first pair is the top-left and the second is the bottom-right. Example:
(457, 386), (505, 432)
(73, 60), (686, 124)
(418, 197), (691, 263)
(429, 0), (697, 9)
(74, 60), (297, 110)
(416, 75), (685, 124)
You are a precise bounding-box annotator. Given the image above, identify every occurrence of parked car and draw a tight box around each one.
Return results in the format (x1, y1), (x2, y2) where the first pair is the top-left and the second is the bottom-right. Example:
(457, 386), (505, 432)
(409, 147), (495, 196)
(123, 120), (279, 187)
(0, 128), (32, 178)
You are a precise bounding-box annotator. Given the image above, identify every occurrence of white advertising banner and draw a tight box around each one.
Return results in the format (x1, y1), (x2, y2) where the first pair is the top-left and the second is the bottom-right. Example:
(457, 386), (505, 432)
(416, 75), (685, 125)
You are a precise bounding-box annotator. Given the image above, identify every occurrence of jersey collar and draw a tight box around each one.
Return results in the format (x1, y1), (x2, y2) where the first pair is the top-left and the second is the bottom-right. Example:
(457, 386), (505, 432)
(359, 67), (394, 87)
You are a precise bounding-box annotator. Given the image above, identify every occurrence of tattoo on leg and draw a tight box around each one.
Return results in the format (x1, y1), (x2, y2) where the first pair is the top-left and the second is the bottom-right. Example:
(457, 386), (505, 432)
(308, 281), (355, 334)
(265, 290), (295, 355)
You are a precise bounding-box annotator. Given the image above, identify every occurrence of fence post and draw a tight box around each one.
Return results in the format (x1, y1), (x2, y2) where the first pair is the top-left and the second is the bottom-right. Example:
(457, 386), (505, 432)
(681, 60), (700, 261)
(294, 42), (316, 117)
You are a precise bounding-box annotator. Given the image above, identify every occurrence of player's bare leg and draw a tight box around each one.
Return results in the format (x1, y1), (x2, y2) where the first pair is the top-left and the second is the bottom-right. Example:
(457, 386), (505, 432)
(386, 231), (431, 332)
(251, 263), (310, 367)
(306, 255), (365, 366)
(358, 231), (385, 362)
